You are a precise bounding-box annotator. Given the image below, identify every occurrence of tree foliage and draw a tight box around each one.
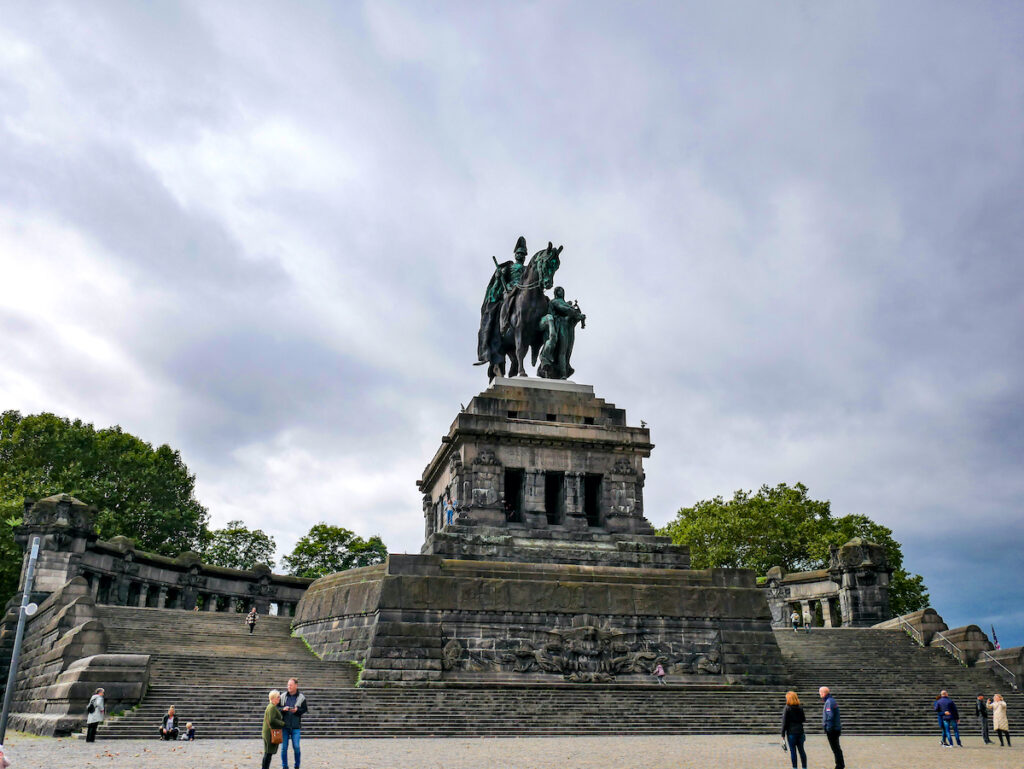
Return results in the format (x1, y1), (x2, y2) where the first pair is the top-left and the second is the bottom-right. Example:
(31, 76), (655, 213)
(659, 482), (929, 615)
(283, 523), (388, 579)
(200, 519), (276, 571)
(0, 410), (210, 559)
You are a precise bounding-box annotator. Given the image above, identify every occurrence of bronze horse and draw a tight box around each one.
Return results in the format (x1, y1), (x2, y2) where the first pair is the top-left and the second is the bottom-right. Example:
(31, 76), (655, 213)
(482, 243), (562, 380)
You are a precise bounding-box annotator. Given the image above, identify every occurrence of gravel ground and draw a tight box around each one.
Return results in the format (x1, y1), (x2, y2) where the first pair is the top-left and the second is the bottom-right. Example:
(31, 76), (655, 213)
(2, 733), (1018, 769)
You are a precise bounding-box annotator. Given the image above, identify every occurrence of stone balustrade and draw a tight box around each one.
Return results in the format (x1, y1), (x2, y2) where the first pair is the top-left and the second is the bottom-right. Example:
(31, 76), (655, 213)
(12, 494), (311, 617)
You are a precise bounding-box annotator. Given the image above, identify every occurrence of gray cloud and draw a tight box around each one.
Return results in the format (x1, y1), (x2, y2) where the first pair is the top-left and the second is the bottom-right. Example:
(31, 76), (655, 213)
(1, 1), (1023, 643)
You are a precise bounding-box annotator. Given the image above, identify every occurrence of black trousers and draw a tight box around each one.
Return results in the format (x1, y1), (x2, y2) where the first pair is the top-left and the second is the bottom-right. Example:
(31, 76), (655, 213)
(160, 727), (179, 740)
(980, 714), (991, 742)
(86, 722), (99, 742)
(996, 729), (1011, 746)
(262, 752), (274, 769)
(826, 729), (845, 769)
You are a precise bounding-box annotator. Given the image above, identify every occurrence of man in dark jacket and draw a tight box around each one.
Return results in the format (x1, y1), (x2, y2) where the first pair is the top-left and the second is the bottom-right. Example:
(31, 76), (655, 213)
(278, 678), (308, 769)
(976, 694), (992, 743)
(819, 686), (844, 769)
(934, 690), (962, 747)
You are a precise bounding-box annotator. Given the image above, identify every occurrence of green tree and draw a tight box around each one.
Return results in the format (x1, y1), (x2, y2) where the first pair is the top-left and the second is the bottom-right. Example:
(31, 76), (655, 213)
(282, 523), (388, 579)
(200, 520), (276, 571)
(659, 482), (929, 615)
(0, 410), (210, 564)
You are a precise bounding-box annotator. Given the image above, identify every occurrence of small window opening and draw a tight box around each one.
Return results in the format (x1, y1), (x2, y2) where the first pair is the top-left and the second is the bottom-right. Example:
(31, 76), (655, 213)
(504, 468), (524, 523)
(507, 410), (518, 419)
(546, 413), (557, 422)
(583, 416), (595, 425)
(584, 473), (602, 527)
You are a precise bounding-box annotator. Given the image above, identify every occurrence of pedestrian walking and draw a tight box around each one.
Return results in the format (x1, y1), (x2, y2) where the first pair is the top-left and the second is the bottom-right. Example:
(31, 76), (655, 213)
(652, 663), (666, 685)
(278, 677), (308, 769)
(780, 691), (808, 769)
(791, 610), (801, 632)
(262, 690), (286, 769)
(934, 689), (962, 747)
(976, 694), (992, 744)
(819, 686), (844, 769)
(988, 694), (1011, 746)
(247, 607), (258, 635)
(85, 687), (105, 742)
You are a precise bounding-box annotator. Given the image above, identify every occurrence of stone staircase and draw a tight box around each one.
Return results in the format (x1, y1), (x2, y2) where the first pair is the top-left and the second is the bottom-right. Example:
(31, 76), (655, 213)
(774, 627), (1024, 735)
(92, 606), (359, 739)
(92, 610), (1023, 738)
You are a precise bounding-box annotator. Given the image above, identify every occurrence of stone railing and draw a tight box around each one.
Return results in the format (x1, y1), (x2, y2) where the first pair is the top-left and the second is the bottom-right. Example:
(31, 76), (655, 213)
(12, 494), (311, 617)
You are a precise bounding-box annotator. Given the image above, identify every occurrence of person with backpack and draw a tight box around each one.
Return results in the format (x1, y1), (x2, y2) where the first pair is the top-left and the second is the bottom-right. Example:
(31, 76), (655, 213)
(85, 687), (105, 742)
(780, 691), (808, 769)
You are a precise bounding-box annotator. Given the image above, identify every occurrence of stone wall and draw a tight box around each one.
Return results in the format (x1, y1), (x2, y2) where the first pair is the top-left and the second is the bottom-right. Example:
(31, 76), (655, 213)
(0, 577), (150, 736)
(294, 554), (787, 687)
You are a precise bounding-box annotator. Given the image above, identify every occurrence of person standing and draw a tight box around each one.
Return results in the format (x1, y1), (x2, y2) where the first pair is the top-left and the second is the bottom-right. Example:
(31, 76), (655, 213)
(781, 691), (808, 769)
(262, 690), (286, 769)
(934, 690), (962, 747)
(652, 663), (666, 685)
(933, 692), (948, 745)
(989, 694), (1011, 746)
(247, 607), (258, 635)
(278, 678), (308, 769)
(444, 498), (455, 526)
(976, 694), (993, 744)
(819, 686), (844, 769)
(85, 687), (105, 742)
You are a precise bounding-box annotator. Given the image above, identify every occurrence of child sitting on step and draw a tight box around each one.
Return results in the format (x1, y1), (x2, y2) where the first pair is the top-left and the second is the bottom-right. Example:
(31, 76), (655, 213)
(179, 722), (195, 741)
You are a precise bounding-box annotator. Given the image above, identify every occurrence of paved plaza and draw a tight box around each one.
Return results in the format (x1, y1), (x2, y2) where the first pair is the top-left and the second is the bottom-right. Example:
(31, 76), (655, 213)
(3, 733), (1018, 769)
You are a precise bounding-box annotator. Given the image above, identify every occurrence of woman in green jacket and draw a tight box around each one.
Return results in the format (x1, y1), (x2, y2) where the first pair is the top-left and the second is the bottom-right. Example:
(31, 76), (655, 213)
(261, 690), (285, 769)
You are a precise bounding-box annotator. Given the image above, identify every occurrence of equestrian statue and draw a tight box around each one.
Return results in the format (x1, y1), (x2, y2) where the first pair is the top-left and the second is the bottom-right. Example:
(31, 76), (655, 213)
(476, 236), (585, 381)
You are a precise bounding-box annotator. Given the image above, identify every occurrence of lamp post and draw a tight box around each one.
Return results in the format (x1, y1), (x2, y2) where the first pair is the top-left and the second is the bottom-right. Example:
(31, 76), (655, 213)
(0, 536), (41, 744)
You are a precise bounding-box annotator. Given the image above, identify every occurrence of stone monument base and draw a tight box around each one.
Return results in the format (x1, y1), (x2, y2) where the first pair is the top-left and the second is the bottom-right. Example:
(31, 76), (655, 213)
(292, 554), (787, 687)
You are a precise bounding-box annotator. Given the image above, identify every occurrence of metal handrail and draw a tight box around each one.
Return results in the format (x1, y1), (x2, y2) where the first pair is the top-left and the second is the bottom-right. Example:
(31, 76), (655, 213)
(931, 630), (974, 668)
(895, 614), (924, 646)
(979, 650), (1019, 691)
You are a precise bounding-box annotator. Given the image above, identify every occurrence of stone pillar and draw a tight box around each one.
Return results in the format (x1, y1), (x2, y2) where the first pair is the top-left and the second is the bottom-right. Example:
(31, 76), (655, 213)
(828, 539), (893, 627)
(521, 470), (546, 527)
(228, 596), (238, 614)
(205, 594), (218, 611)
(137, 584), (149, 608)
(563, 472), (587, 530)
(90, 576), (101, 601)
(157, 586), (168, 609)
(820, 599), (833, 628)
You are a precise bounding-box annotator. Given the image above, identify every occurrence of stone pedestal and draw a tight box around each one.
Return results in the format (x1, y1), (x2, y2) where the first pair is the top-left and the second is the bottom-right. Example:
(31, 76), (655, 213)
(294, 381), (787, 688)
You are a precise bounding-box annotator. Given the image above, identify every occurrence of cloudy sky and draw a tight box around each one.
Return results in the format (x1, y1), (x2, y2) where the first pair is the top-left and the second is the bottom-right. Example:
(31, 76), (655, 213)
(2, 2), (1022, 643)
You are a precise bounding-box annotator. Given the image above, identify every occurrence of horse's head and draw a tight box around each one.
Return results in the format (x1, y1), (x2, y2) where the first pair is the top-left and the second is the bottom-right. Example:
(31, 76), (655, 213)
(532, 242), (562, 289)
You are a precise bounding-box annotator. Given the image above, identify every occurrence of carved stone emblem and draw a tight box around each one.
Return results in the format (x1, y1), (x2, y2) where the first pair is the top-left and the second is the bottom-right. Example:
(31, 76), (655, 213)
(473, 448), (501, 466)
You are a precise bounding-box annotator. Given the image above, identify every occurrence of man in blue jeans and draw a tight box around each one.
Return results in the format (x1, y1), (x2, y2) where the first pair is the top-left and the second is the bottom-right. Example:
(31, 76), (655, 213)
(278, 678), (308, 769)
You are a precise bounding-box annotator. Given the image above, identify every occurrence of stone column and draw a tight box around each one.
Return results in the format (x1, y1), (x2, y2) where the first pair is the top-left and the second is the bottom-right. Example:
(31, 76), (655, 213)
(522, 470), (546, 528)
(157, 586), (168, 609)
(820, 599), (833, 628)
(563, 472), (587, 530)
(205, 594), (218, 611)
(228, 596), (238, 614)
(90, 576), (101, 601)
(137, 584), (149, 608)
(800, 600), (812, 627)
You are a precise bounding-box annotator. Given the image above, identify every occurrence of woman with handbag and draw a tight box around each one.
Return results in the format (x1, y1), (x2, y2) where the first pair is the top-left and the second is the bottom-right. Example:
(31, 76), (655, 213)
(261, 689), (286, 769)
(86, 687), (105, 742)
(780, 690), (808, 769)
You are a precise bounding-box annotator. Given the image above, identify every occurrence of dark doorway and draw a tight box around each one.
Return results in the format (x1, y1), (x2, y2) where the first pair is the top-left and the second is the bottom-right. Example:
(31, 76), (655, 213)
(584, 473), (602, 527)
(545, 472), (565, 525)
(504, 468), (524, 522)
